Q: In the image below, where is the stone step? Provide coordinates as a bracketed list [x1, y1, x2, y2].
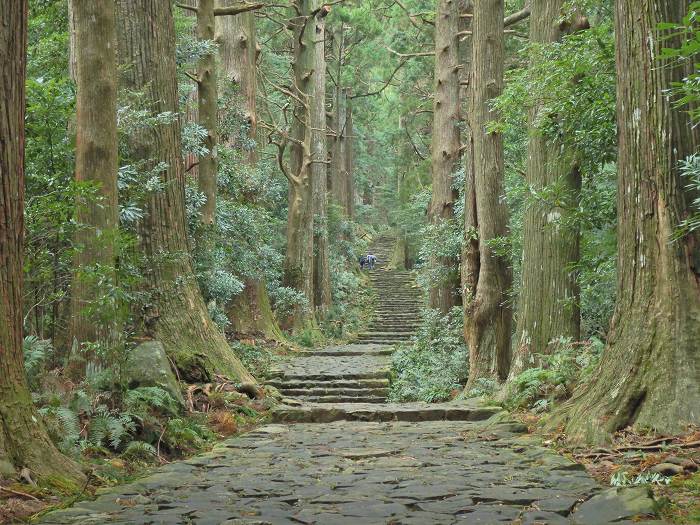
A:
[278, 387, 389, 397]
[294, 396, 388, 404]
[279, 371, 390, 381]
[299, 347, 393, 356]
[266, 378, 390, 390]
[357, 333, 413, 338]
[367, 326, 418, 332]
[272, 401, 502, 423]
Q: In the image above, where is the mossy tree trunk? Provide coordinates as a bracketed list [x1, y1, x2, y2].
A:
[0, 0, 85, 482]
[464, 0, 513, 389]
[508, 0, 581, 380]
[555, 0, 700, 444]
[117, 0, 254, 383]
[428, 0, 461, 313]
[69, 0, 121, 371]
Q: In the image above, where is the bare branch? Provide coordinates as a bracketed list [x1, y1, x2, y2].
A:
[386, 46, 435, 58]
[214, 3, 264, 16]
[176, 3, 198, 14]
[504, 4, 531, 27]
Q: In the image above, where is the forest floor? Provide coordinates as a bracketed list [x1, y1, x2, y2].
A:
[31, 261, 675, 525]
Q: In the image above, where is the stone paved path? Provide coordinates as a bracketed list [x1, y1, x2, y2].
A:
[39, 235, 666, 524]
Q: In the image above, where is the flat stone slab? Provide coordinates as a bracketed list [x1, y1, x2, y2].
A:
[299, 343, 393, 357]
[271, 400, 503, 423]
[38, 420, 663, 524]
[273, 354, 391, 380]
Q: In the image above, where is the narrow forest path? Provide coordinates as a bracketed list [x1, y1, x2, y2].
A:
[39, 236, 665, 524]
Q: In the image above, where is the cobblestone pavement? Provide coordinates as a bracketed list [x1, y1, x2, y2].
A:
[38, 236, 666, 524]
[39, 420, 663, 524]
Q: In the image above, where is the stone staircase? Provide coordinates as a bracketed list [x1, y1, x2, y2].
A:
[268, 234, 499, 422]
[268, 235, 423, 406]
[356, 235, 422, 345]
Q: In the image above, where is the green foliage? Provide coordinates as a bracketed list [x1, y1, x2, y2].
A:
[504, 337, 603, 411]
[23, 336, 54, 390]
[389, 307, 468, 403]
[230, 342, 276, 379]
[675, 154, 700, 238]
[659, 2, 700, 122]
[611, 471, 672, 487]
[162, 417, 214, 455]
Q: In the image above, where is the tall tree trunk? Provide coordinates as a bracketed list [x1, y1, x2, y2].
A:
[196, 0, 218, 226]
[429, 0, 461, 313]
[344, 89, 355, 219]
[330, 87, 348, 212]
[460, 0, 479, 362]
[216, 1, 282, 339]
[283, 0, 320, 329]
[117, 0, 254, 383]
[216, 1, 258, 164]
[464, 0, 513, 389]
[508, 0, 581, 379]
[555, 0, 700, 444]
[0, 0, 84, 482]
[311, 8, 332, 313]
[69, 0, 121, 371]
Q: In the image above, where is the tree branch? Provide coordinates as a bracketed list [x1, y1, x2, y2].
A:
[214, 3, 264, 16]
[504, 4, 531, 27]
[176, 3, 199, 13]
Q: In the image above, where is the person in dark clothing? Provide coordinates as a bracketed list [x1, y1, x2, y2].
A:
[359, 255, 367, 270]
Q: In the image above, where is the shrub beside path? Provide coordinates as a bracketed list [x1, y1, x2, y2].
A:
[39, 236, 666, 524]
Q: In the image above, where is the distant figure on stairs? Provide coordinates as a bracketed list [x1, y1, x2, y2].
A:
[359, 255, 367, 270]
[367, 252, 377, 270]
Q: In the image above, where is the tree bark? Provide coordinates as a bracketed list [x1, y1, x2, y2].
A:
[330, 86, 348, 212]
[196, 0, 218, 225]
[117, 0, 254, 383]
[0, 0, 85, 482]
[69, 0, 121, 372]
[283, 0, 320, 329]
[508, 0, 581, 380]
[464, 0, 513, 389]
[216, 1, 282, 339]
[555, 0, 700, 444]
[429, 0, 461, 313]
[344, 89, 355, 219]
[311, 8, 332, 313]
[216, 0, 258, 163]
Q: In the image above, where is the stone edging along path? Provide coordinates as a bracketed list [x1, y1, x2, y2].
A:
[38, 236, 667, 524]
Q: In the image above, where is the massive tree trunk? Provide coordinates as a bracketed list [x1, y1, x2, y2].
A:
[311, 8, 332, 313]
[0, 0, 84, 482]
[216, 1, 282, 339]
[428, 0, 461, 313]
[464, 0, 513, 389]
[508, 0, 581, 379]
[69, 0, 121, 368]
[117, 0, 254, 383]
[556, 0, 700, 444]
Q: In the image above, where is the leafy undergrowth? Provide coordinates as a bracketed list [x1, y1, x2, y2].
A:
[0, 339, 281, 525]
[389, 307, 468, 402]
